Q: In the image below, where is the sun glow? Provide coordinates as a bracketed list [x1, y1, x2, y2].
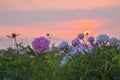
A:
[84, 31, 90, 36]
[82, 24, 91, 28]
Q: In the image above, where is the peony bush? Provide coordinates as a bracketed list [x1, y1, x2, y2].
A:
[0, 33, 120, 80]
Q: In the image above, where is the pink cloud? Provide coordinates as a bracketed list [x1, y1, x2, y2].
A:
[0, 18, 120, 49]
[0, 0, 120, 11]
[0, 19, 102, 40]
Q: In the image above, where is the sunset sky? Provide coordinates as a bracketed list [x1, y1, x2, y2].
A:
[0, 0, 120, 48]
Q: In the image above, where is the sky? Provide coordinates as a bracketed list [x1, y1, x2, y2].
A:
[0, 0, 120, 48]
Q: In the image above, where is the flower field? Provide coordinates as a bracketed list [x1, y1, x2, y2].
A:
[0, 33, 120, 80]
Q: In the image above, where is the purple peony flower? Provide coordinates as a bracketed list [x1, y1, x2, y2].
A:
[32, 37, 50, 53]
[94, 41, 101, 47]
[78, 33, 84, 39]
[71, 38, 80, 46]
[70, 46, 78, 55]
[116, 41, 120, 47]
[88, 36, 94, 43]
[76, 43, 87, 54]
[78, 44, 93, 54]
[79, 43, 87, 49]
[60, 54, 70, 68]
[58, 41, 69, 51]
[60, 59, 67, 68]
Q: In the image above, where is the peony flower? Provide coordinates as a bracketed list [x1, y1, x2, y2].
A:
[19, 48, 31, 55]
[70, 43, 93, 54]
[80, 43, 88, 49]
[70, 46, 78, 55]
[96, 34, 109, 44]
[116, 41, 120, 47]
[78, 33, 84, 39]
[32, 37, 50, 53]
[109, 37, 118, 46]
[29, 55, 35, 58]
[58, 41, 69, 51]
[60, 54, 70, 68]
[0, 54, 3, 57]
[60, 59, 67, 68]
[77, 47, 86, 54]
[78, 44, 93, 54]
[94, 41, 101, 47]
[71, 38, 80, 46]
[88, 36, 94, 43]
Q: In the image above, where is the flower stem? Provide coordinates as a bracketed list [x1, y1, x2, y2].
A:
[14, 38, 19, 57]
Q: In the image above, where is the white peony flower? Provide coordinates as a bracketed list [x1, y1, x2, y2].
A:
[54, 53, 61, 57]
[96, 34, 109, 44]
[0, 53, 3, 57]
[29, 55, 35, 58]
[19, 51, 25, 55]
[109, 37, 118, 46]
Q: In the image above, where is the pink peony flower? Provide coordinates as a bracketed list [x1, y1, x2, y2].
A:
[32, 37, 50, 53]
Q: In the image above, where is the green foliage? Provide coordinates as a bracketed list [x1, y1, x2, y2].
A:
[0, 46, 120, 80]
[67, 46, 120, 80]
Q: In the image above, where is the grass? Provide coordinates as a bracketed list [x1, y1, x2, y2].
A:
[0, 45, 120, 80]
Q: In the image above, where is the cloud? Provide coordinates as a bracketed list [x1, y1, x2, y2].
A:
[0, 0, 120, 11]
[0, 7, 120, 25]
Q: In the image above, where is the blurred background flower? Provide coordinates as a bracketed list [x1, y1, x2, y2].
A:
[109, 37, 119, 46]
[96, 34, 109, 45]
[71, 38, 80, 47]
[58, 41, 69, 51]
[88, 36, 94, 43]
[78, 33, 84, 40]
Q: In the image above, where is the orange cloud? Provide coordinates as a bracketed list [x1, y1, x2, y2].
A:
[0, 19, 102, 40]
